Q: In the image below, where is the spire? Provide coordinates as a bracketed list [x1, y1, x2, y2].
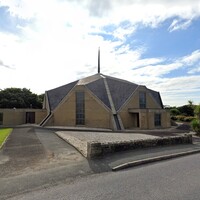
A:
[98, 47, 100, 73]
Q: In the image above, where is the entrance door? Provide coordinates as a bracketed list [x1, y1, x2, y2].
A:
[0, 113, 3, 125]
[26, 112, 35, 124]
[132, 113, 139, 128]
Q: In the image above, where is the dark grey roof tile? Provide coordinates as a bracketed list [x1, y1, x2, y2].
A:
[148, 89, 163, 108]
[106, 77, 138, 111]
[47, 81, 78, 110]
[86, 78, 111, 109]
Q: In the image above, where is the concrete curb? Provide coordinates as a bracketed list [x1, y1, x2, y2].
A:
[112, 148, 200, 171]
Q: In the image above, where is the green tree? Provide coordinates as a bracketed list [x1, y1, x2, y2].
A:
[177, 105, 194, 116]
[170, 108, 180, 116]
[0, 88, 43, 109]
[194, 104, 200, 120]
[191, 119, 200, 135]
[188, 100, 194, 108]
[191, 104, 200, 135]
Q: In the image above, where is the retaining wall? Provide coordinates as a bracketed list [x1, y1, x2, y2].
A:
[87, 135, 192, 159]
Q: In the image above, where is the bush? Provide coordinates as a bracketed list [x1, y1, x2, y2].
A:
[176, 115, 186, 122]
[171, 115, 196, 123]
[170, 108, 181, 116]
[178, 105, 194, 116]
[183, 116, 196, 122]
[171, 116, 177, 121]
[191, 119, 200, 135]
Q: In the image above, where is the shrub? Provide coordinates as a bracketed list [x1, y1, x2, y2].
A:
[194, 105, 200, 120]
[178, 105, 194, 116]
[170, 108, 180, 116]
[171, 116, 177, 121]
[191, 119, 200, 135]
[184, 116, 196, 122]
[176, 115, 186, 122]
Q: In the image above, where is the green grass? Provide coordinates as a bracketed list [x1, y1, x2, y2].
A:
[0, 128, 12, 148]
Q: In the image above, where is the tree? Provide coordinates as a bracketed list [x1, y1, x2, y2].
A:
[188, 100, 194, 108]
[194, 104, 200, 120]
[191, 119, 200, 135]
[170, 108, 180, 116]
[0, 88, 43, 109]
[191, 104, 200, 135]
[177, 105, 194, 116]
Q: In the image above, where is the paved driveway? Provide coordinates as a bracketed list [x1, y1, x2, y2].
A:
[0, 127, 84, 178]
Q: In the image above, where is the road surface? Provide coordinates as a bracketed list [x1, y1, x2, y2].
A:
[7, 153, 200, 200]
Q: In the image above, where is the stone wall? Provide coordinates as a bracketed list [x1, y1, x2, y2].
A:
[56, 131, 192, 159]
[87, 135, 192, 159]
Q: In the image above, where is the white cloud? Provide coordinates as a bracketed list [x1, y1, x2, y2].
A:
[155, 75, 200, 106]
[168, 19, 192, 32]
[113, 25, 136, 41]
[181, 50, 200, 65]
[130, 62, 182, 77]
[188, 66, 200, 74]
[0, 60, 11, 68]
[0, 0, 200, 106]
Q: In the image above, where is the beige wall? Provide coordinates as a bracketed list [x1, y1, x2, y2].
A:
[0, 109, 47, 126]
[147, 109, 170, 129]
[44, 85, 170, 130]
[35, 110, 47, 124]
[51, 86, 113, 129]
[119, 87, 170, 129]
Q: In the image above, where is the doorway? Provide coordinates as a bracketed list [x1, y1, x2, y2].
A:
[26, 112, 35, 124]
[131, 113, 139, 128]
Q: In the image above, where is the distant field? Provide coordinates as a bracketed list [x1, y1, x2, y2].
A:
[0, 128, 12, 148]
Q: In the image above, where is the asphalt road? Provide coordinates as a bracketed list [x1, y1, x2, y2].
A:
[7, 153, 200, 200]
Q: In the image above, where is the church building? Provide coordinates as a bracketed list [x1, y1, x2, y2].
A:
[0, 49, 170, 130]
[41, 72, 170, 130]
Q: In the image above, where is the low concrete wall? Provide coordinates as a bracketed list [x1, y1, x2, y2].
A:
[57, 133, 88, 157]
[87, 135, 192, 159]
[56, 131, 192, 159]
[0, 109, 47, 126]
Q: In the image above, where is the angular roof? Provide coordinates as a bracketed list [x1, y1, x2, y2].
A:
[105, 75, 138, 111]
[46, 73, 163, 111]
[148, 89, 164, 109]
[86, 77, 111, 109]
[47, 80, 78, 110]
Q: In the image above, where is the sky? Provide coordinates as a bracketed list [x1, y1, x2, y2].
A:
[0, 0, 200, 106]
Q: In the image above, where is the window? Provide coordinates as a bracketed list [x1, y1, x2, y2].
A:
[139, 92, 146, 108]
[76, 91, 85, 125]
[154, 113, 161, 127]
[0, 113, 3, 125]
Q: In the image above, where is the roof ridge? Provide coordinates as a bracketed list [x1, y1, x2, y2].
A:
[104, 74, 138, 86]
[47, 80, 78, 92]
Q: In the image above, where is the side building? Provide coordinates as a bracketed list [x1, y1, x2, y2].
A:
[41, 73, 170, 130]
[0, 108, 46, 126]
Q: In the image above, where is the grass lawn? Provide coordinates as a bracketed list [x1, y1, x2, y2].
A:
[0, 128, 12, 148]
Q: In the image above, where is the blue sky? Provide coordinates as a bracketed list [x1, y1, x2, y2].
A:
[0, 0, 200, 106]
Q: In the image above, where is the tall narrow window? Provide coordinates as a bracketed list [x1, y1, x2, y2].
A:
[139, 92, 146, 108]
[76, 91, 85, 125]
[154, 113, 161, 127]
[0, 113, 3, 125]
